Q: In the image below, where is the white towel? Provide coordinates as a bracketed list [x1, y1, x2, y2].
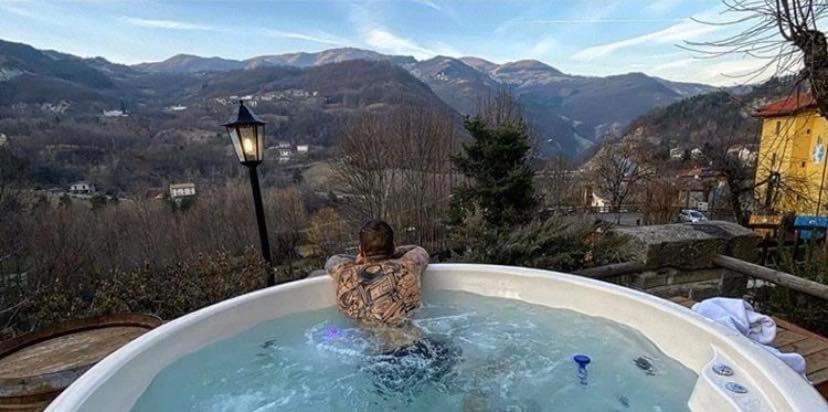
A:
[692, 298, 776, 344]
[692, 297, 808, 378]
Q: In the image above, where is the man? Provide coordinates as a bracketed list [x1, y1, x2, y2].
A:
[325, 219, 429, 329]
[326, 220, 458, 396]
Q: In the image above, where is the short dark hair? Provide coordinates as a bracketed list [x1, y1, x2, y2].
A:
[359, 220, 395, 258]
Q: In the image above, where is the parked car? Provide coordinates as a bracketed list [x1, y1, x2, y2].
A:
[679, 209, 707, 223]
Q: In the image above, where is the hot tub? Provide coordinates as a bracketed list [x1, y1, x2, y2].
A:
[48, 264, 826, 411]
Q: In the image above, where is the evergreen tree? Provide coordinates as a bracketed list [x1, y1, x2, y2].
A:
[450, 115, 537, 228]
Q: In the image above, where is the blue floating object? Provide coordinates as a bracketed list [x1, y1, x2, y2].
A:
[574, 354, 591, 386]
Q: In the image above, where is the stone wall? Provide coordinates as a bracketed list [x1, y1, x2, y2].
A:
[606, 221, 760, 300]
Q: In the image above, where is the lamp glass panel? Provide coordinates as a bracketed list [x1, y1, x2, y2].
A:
[239, 125, 258, 162]
[227, 126, 245, 163]
[256, 124, 265, 162]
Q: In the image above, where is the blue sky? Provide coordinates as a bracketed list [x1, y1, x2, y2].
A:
[0, 0, 774, 85]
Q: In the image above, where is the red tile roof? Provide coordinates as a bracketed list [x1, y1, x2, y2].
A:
[754, 93, 817, 117]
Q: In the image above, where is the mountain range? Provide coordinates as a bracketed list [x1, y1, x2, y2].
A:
[0, 39, 717, 156]
[135, 48, 718, 155]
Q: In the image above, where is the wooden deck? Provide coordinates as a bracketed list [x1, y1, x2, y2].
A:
[669, 296, 828, 399]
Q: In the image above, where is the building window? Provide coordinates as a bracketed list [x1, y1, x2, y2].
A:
[807, 129, 812, 134]
[802, 161, 806, 168]
[776, 121, 781, 134]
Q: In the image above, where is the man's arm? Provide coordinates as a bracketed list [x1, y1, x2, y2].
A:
[398, 246, 429, 272]
[325, 254, 355, 282]
[393, 245, 418, 258]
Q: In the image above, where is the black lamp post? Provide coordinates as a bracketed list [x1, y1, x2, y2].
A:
[223, 100, 274, 287]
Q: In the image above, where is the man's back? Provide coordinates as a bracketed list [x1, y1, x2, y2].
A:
[328, 246, 429, 326]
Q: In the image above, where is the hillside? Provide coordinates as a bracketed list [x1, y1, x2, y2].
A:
[0, 39, 459, 192]
[619, 77, 799, 152]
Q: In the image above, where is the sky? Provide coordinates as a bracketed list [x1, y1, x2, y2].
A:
[0, 0, 782, 86]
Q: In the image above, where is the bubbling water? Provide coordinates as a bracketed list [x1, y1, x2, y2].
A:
[132, 291, 696, 411]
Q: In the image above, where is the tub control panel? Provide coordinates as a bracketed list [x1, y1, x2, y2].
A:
[688, 350, 772, 412]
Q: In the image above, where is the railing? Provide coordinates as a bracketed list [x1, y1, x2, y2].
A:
[712, 254, 828, 301]
[575, 254, 828, 302]
[574, 262, 645, 279]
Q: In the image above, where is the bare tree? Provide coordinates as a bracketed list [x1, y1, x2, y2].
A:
[540, 155, 578, 212]
[330, 108, 457, 249]
[331, 113, 399, 221]
[590, 143, 650, 221]
[699, 123, 812, 224]
[478, 88, 526, 128]
[688, 0, 828, 114]
[388, 108, 457, 246]
[641, 177, 681, 225]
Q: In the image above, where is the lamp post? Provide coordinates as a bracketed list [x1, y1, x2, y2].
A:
[223, 100, 274, 287]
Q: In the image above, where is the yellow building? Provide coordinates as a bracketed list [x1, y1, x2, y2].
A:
[754, 93, 828, 215]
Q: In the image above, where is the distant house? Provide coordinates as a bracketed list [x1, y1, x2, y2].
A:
[169, 183, 196, 200]
[296, 144, 309, 153]
[676, 167, 725, 212]
[726, 145, 757, 166]
[583, 186, 609, 212]
[590, 192, 609, 212]
[0, 133, 7, 146]
[670, 148, 684, 160]
[102, 110, 127, 117]
[69, 181, 95, 194]
[690, 147, 704, 160]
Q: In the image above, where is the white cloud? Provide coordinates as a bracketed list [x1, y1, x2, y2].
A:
[529, 36, 559, 58]
[261, 29, 345, 46]
[572, 19, 721, 61]
[365, 29, 438, 59]
[347, 2, 460, 60]
[646, 55, 775, 86]
[408, 0, 442, 12]
[0, 2, 36, 19]
[119, 16, 214, 31]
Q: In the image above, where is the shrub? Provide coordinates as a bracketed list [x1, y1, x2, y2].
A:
[1, 251, 267, 340]
[451, 211, 629, 272]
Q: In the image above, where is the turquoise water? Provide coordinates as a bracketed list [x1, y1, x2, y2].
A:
[132, 291, 697, 411]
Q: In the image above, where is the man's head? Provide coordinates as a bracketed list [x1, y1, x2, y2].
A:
[359, 220, 395, 260]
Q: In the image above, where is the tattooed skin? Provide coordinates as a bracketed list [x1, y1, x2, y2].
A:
[327, 246, 429, 326]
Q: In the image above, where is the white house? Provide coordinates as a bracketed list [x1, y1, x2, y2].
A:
[69, 181, 95, 194]
[670, 147, 684, 160]
[169, 183, 196, 200]
[296, 144, 309, 153]
[102, 110, 127, 117]
[590, 192, 609, 212]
